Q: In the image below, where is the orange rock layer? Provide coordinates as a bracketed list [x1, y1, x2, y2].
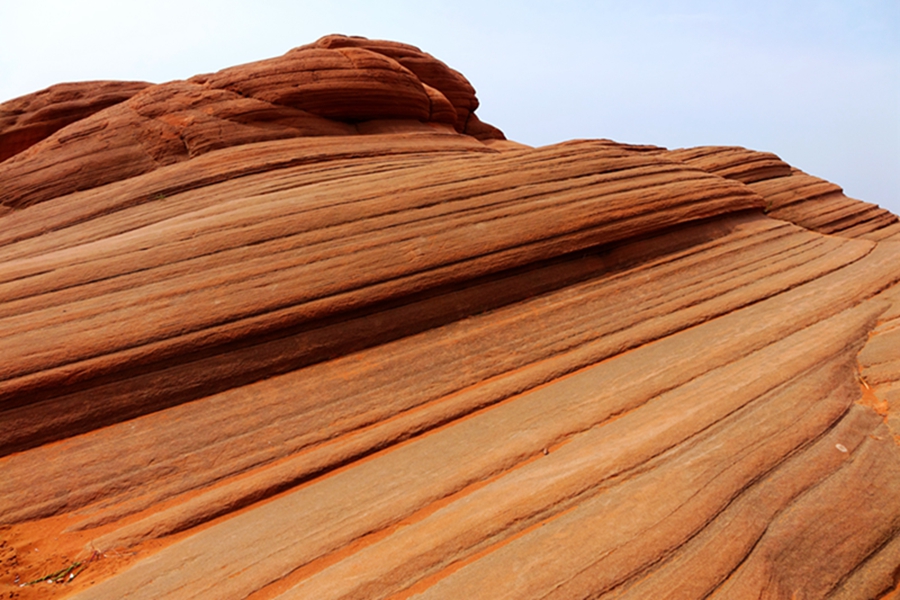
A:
[0, 36, 898, 600]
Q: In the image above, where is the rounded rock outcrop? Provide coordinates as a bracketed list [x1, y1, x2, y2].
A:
[0, 35, 503, 209]
[0, 80, 151, 163]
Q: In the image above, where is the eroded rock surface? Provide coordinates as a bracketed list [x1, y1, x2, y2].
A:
[0, 80, 151, 163]
[0, 35, 898, 600]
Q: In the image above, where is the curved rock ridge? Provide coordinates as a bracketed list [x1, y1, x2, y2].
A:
[0, 38, 899, 600]
[0, 35, 504, 210]
[669, 145, 900, 238]
[301, 35, 490, 135]
[0, 138, 763, 456]
[0, 80, 151, 163]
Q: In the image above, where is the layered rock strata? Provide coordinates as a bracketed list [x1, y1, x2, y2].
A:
[0, 35, 898, 600]
[669, 146, 900, 238]
[0, 80, 151, 163]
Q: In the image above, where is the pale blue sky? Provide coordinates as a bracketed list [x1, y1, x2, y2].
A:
[2, 0, 898, 215]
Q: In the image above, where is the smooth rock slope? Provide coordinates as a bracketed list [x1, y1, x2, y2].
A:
[0, 35, 898, 600]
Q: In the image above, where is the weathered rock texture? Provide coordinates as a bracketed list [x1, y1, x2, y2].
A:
[0, 36, 898, 600]
[668, 146, 900, 238]
[0, 80, 152, 163]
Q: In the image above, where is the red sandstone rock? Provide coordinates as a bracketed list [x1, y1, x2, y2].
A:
[0, 34, 502, 209]
[0, 36, 898, 600]
[0, 80, 151, 163]
[307, 35, 482, 133]
[670, 145, 899, 237]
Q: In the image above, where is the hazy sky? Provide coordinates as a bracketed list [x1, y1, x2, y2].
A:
[2, 1, 898, 215]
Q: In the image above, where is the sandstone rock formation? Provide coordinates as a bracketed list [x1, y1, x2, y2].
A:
[0, 80, 151, 164]
[0, 35, 898, 600]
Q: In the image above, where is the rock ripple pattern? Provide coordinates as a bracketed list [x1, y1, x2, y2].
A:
[0, 35, 898, 600]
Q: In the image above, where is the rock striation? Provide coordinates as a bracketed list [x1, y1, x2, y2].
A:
[0, 35, 898, 600]
[668, 146, 900, 238]
[0, 80, 151, 164]
[0, 35, 502, 211]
